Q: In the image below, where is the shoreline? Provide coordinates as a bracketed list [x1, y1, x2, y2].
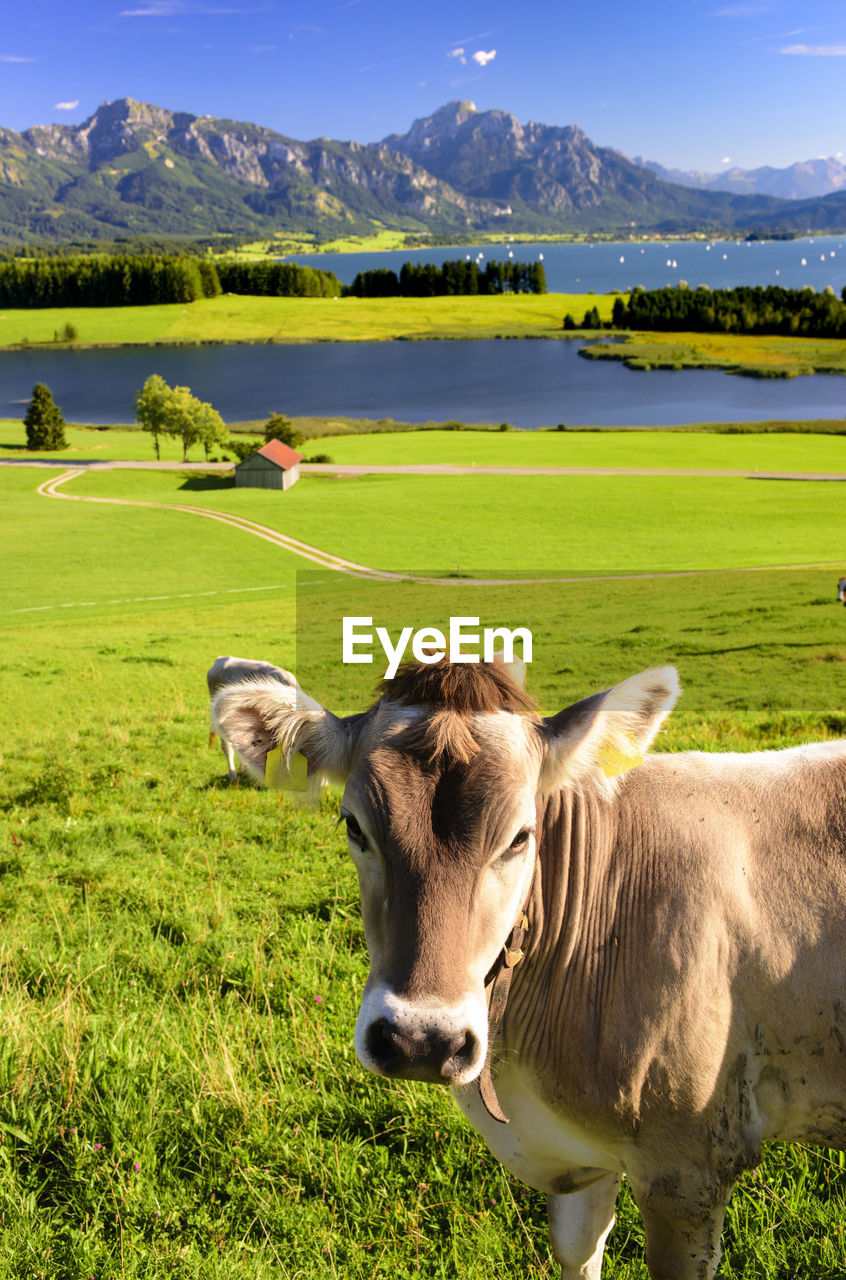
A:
[248, 230, 806, 258]
[3, 329, 844, 381]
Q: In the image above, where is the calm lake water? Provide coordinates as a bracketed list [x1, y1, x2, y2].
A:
[283, 236, 846, 294]
[2, 341, 844, 430]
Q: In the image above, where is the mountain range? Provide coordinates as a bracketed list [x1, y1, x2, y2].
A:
[2, 97, 845, 245]
[634, 155, 846, 201]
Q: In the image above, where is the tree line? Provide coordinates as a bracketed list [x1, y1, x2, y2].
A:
[347, 258, 547, 298]
[0, 235, 249, 260]
[215, 260, 339, 298]
[604, 283, 846, 338]
[0, 256, 340, 308]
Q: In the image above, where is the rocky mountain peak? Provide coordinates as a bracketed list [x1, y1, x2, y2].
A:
[2, 96, 843, 244]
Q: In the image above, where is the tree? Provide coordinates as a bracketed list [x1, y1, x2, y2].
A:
[192, 398, 228, 461]
[134, 373, 172, 460]
[134, 375, 227, 461]
[24, 383, 66, 451]
[264, 413, 304, 449]
[168, 385, 203, 462]
[168, 385, 229, 462]
[228, 436, 263, 462]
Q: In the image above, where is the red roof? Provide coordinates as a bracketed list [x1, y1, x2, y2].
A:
[255, 439, 303, 469]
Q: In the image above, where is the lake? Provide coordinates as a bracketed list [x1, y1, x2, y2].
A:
[282, 236, 846, 294]
[2, 341, 844, 430]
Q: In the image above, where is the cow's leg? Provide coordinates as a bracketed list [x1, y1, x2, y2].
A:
[220, 736, 238, 784]
[636, 1189, 727, 1280]
[546, 1173, 620, 1280]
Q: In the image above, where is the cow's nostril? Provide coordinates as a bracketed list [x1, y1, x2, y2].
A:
[363, 1018, 480, 1082]
[440, 1028, 479, 1080]
[366, 1017, 402, 1074]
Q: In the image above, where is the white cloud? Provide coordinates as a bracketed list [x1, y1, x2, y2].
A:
[0, 54, 36, 62]
[472, 48, 496, 66]
[54, 100, 80, 110]
[780, 42, 846, 55]
[447, 46, 467, 64]
[721, 156, 732, 164]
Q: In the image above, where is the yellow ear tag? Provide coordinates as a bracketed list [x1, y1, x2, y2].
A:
[598, 738, 644, 779]
[265, 747, 309, 792]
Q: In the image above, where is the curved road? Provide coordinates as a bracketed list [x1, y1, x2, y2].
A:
[30, 465, 844, 588]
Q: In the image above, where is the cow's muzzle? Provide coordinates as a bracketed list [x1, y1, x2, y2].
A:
[365, 1017, 481, 1083]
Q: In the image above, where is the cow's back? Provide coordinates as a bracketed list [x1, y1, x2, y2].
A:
[207, 656, 292, 695]
[501, 744, 846, 1176]
[571, 742, 846, 1149]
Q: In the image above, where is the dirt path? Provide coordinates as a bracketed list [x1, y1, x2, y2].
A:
[34, 467, 844, 588]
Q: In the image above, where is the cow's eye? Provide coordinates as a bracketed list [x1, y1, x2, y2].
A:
[343, 813, 369, 850]
[497, 828, 531, 863]
[508, 828, 532, 855]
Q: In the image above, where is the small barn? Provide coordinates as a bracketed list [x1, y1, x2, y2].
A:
[234, 439, 303, 491]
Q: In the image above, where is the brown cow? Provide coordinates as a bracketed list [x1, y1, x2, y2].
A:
[212, 660, 846, 1280]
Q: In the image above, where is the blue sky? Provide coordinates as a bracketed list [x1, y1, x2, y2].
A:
[1, 0, 844, 170]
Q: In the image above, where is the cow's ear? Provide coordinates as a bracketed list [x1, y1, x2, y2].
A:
[538, 666, 680, 794]
[211, 676, 365, 785]
[491, 651, 527, 689]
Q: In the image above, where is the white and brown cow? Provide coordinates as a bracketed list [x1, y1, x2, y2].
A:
[212, 660, 846, 1280]
[206, 656, 296, 783]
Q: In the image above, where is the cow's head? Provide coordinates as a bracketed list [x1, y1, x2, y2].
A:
[212, 660, 679, 1087]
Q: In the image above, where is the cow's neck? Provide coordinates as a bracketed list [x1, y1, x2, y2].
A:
[508, 786, 623, 1063]
[530, 787, 619, 965]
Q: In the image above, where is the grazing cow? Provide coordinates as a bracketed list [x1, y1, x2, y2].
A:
[211, 660, 846, 1280]
[838, 577, 846, 605]
[206, 656, 295, 783]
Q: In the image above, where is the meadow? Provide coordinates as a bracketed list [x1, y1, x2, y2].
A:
[3, 288, 846, 377]
[4, 454, 846, 1277]
[1, 423, 220, 464]
[0, 293, 605, 348]
[582, 329, 846, 378]
[303, 426, 846, 471]
[61, 465, 846, 575]
[5, 419, 846, 468]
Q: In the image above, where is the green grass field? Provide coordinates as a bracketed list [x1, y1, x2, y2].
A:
[583, 329, 846, 377]
[58, 465, 846, 575]
[4, 459, 846, 1277]
[229, 229, 419, 257]
[305, 426, 846, 471]
[7, 419, 846, 469]
[3, 288, 845, 377]
[0, 422, 225, 463]
[0, 293, 608, 348]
